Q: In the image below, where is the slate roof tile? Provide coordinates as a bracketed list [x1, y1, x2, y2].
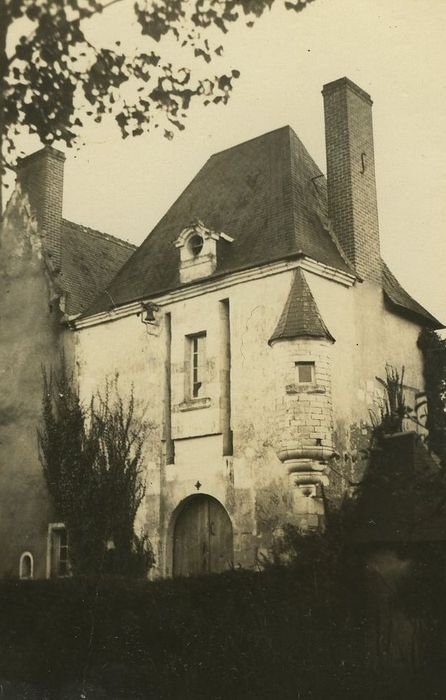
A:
[60, 220, 135, 316]
[79, 125, 442, 330]
[382, 262, 442, 330]
[269, 268, 335, 345]
[82, 126, 352, 318]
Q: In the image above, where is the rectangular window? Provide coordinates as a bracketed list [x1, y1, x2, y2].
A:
[295, 361, 315, 384]
[48, 524, 70, 578]
[190, 332, 206, 398]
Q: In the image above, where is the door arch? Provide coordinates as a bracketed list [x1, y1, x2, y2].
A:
[172, 494, 233, 577]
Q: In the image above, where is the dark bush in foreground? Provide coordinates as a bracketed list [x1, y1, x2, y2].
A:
[0, 566, 444, 699]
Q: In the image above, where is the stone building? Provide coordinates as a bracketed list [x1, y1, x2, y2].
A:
[0, 77, 442, 579]
[0, 149, 135, 579]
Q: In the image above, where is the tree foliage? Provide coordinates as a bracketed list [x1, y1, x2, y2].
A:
[418, 328, 446, 464]
[0, 0, 316, 212]
[370, 365, 409, 439]
[38, 362, 153, 577]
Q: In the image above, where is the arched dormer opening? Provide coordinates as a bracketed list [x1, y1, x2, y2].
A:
[175, 220, 234, 284]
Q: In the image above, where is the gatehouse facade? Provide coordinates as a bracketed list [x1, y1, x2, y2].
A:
[0, 77, 442, 578]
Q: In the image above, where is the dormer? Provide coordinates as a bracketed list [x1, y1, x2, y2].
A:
[175, 220, 234, 284]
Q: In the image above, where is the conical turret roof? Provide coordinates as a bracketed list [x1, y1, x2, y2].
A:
[269, 268, 335, 345]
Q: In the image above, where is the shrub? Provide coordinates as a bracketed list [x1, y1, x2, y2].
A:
[38, 364, 153, 577]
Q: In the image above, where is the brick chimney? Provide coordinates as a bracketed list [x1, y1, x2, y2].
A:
[16, 146, 65, 273]
[322, 78, 381, 283]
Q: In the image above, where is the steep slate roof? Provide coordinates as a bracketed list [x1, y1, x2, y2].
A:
[382, 262, 442, 330]
[83, 126, 352, 317]
[61, 220, 135, 316]
[81, 125, 442, 330]
[269, 268, 335, 345]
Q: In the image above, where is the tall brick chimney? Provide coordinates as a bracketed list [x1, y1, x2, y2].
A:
[17, 146, 65, 273]
[322, 78, 381, 283]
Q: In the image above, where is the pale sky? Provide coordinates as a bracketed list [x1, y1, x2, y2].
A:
[16, 0, 446, 322]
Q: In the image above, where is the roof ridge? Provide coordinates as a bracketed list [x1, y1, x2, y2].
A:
[286, 127, 299, 251]
[286, 128, 356, 276]
[63, 219, 136, 250]
[210, 125, 292, 159]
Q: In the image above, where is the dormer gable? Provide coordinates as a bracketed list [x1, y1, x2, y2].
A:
[175, 219, 233, 284]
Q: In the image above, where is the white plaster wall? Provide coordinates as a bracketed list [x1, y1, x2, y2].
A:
[306, 271, 425, 490]
[306, 273, 425, 428]
[74, 264, 427, 570]
[74, 314, 165, 550]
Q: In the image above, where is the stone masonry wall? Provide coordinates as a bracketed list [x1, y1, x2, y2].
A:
[75, 265, 426, 573]
[0, 187, 70, 578]
[274, 337, 334, 462]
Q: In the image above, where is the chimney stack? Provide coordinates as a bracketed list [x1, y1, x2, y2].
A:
[17, 146, 65, 273]
[322, 78, 381, 283]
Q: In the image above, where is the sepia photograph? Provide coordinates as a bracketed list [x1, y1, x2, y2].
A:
[0, 0, 445, 697]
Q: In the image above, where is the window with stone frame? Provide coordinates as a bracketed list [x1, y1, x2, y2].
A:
[188, 332, 207, 399]
[295, 361, 315, 385]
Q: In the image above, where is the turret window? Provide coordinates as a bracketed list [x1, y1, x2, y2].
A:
[296, 361, 315, 384]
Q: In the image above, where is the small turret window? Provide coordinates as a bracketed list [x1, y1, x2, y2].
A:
[189, 234, 204, 257]
[296, 361, 315, 384]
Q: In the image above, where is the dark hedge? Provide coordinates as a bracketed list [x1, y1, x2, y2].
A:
[0, 567, 443, 700]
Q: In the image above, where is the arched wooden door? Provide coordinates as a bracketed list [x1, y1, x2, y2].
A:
[173, 495, 233, 577]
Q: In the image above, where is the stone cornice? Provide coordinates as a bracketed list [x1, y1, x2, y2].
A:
[74, 256, 356, 331]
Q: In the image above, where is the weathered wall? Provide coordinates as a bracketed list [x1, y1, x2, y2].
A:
[307, 272, 425, 491]
[0, 188, 70, 578]
[75, 263, 426, 574]
[74, 313, 165, 571]
[75, 270, 294, 573]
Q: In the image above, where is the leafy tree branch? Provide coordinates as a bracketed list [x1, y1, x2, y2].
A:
[418, 328, 446, 464]
[0, 0, 316, 215]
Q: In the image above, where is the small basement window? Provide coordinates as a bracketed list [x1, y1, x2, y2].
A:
[295, 361, 315, 384]
[19, 552, 34, 579]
